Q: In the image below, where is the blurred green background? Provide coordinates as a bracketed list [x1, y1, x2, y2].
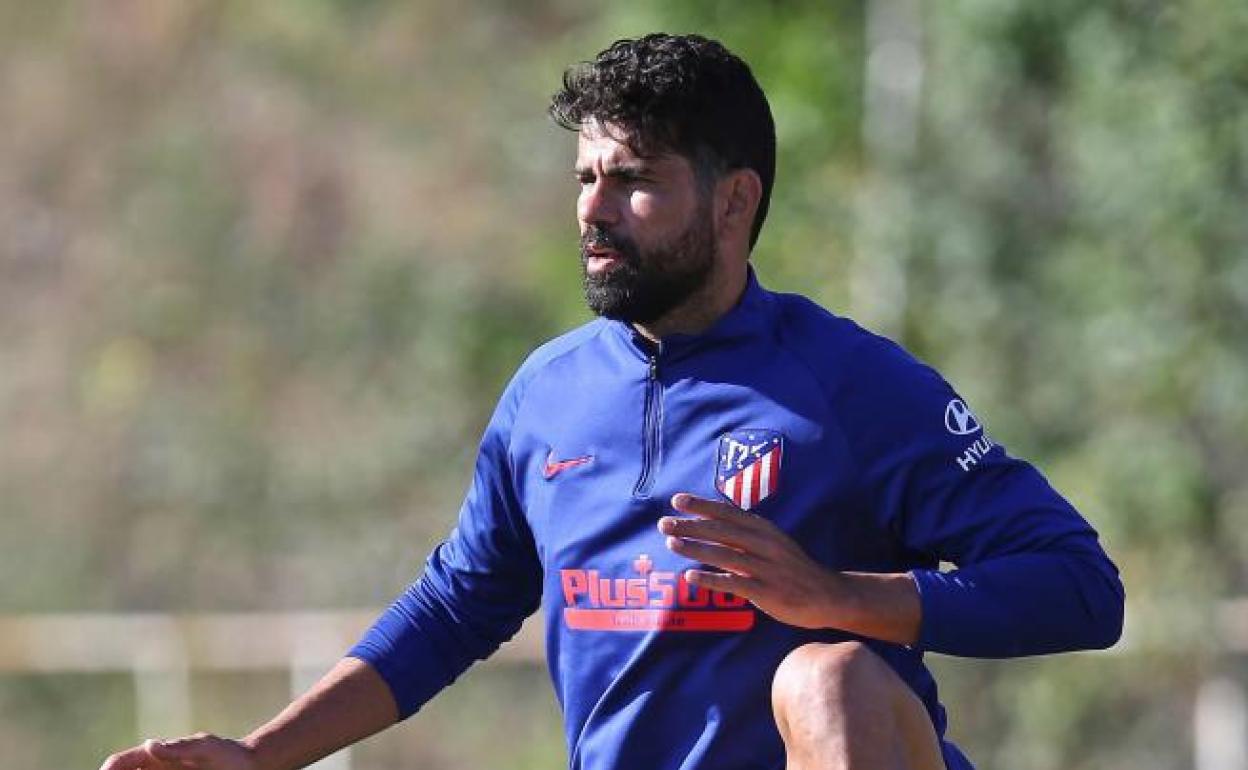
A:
[2, 1, 1246, 768]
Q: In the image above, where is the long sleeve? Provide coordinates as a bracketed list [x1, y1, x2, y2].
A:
[845, 337, 1124, 657]
[348, 376, 543, 718]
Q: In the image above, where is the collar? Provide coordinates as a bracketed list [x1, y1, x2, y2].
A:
[606, 266, 776, 364]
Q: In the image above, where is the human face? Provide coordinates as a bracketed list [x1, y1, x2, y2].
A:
[575, 124, 717, 325]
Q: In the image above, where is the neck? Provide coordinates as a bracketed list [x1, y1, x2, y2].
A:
[631, 261, 749, 342]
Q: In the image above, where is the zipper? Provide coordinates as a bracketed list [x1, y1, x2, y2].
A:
[632, 350, 663, 497]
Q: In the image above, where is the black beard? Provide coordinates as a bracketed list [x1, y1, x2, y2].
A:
[580, 209, 717, 325]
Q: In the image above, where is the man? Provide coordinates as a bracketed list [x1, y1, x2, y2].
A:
[101, 33, 1123, 770]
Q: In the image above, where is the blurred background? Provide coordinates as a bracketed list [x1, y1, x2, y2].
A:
[2, 0, 1246, 768]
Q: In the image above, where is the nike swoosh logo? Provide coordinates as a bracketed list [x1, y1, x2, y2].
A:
[544, 452, 594, 479]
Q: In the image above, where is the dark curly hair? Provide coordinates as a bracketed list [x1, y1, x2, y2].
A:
[550, 33, 776, 250]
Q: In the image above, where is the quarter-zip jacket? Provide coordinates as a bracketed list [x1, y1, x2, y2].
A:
[350, 272, 1124, 770]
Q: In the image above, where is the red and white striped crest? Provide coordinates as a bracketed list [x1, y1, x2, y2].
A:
[715, 430, 784, 511]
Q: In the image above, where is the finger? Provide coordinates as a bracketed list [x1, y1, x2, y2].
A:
[684, 568, 756, 597]
[144, 740, 190, 767]
[99, 745, 160, 770]
[148, 735, 216, 765]
[671, 494, 767, 530]
[665, 535, 758, 575]
[656, 515, 758, 550]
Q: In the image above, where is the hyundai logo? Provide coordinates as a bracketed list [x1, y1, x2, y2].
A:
[944, 399, 981, 435]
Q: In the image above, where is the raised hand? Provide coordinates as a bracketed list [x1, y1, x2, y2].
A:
[658, 493, 843, 629]
[658, 493, 921, 643]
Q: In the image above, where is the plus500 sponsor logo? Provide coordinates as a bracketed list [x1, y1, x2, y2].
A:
[559, 555, 754, 632]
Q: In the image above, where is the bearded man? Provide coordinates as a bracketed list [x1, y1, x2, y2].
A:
[101, 33, 1123, 770]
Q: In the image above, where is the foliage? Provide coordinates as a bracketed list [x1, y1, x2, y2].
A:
[1, 1, 1245, 767]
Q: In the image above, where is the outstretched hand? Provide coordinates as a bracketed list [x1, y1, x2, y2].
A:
[659, 493, 843, 629]
[99, 734, 257, 770]
[99, 657, 399, 770]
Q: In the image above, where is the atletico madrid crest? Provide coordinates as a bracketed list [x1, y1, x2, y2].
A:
[715, 429, 784, 511]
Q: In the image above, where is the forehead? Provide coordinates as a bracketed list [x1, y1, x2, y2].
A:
[575, 122, 691, 175]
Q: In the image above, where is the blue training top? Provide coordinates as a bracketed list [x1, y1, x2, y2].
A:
[350, 271, 1124, 770]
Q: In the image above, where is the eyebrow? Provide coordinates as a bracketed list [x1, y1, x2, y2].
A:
[573, 162, 653, 179]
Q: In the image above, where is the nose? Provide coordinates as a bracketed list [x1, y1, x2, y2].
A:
[578, 178, 620, 229]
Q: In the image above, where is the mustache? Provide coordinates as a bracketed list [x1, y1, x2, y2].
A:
[580, 226, 638, 262]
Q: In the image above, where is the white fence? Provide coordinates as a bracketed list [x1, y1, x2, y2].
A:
[0, 610, 543, 770]
[2, 603, 1245, 770]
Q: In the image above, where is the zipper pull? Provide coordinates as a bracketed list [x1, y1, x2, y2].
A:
[649, 355, 658, 380]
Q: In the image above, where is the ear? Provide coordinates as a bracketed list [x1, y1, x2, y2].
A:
[715, 168, 762, 240]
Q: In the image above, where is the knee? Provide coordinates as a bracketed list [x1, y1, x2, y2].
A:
[771, 641, 887, 714]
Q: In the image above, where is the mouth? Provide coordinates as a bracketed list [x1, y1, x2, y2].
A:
[584, 245, 625, 274]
